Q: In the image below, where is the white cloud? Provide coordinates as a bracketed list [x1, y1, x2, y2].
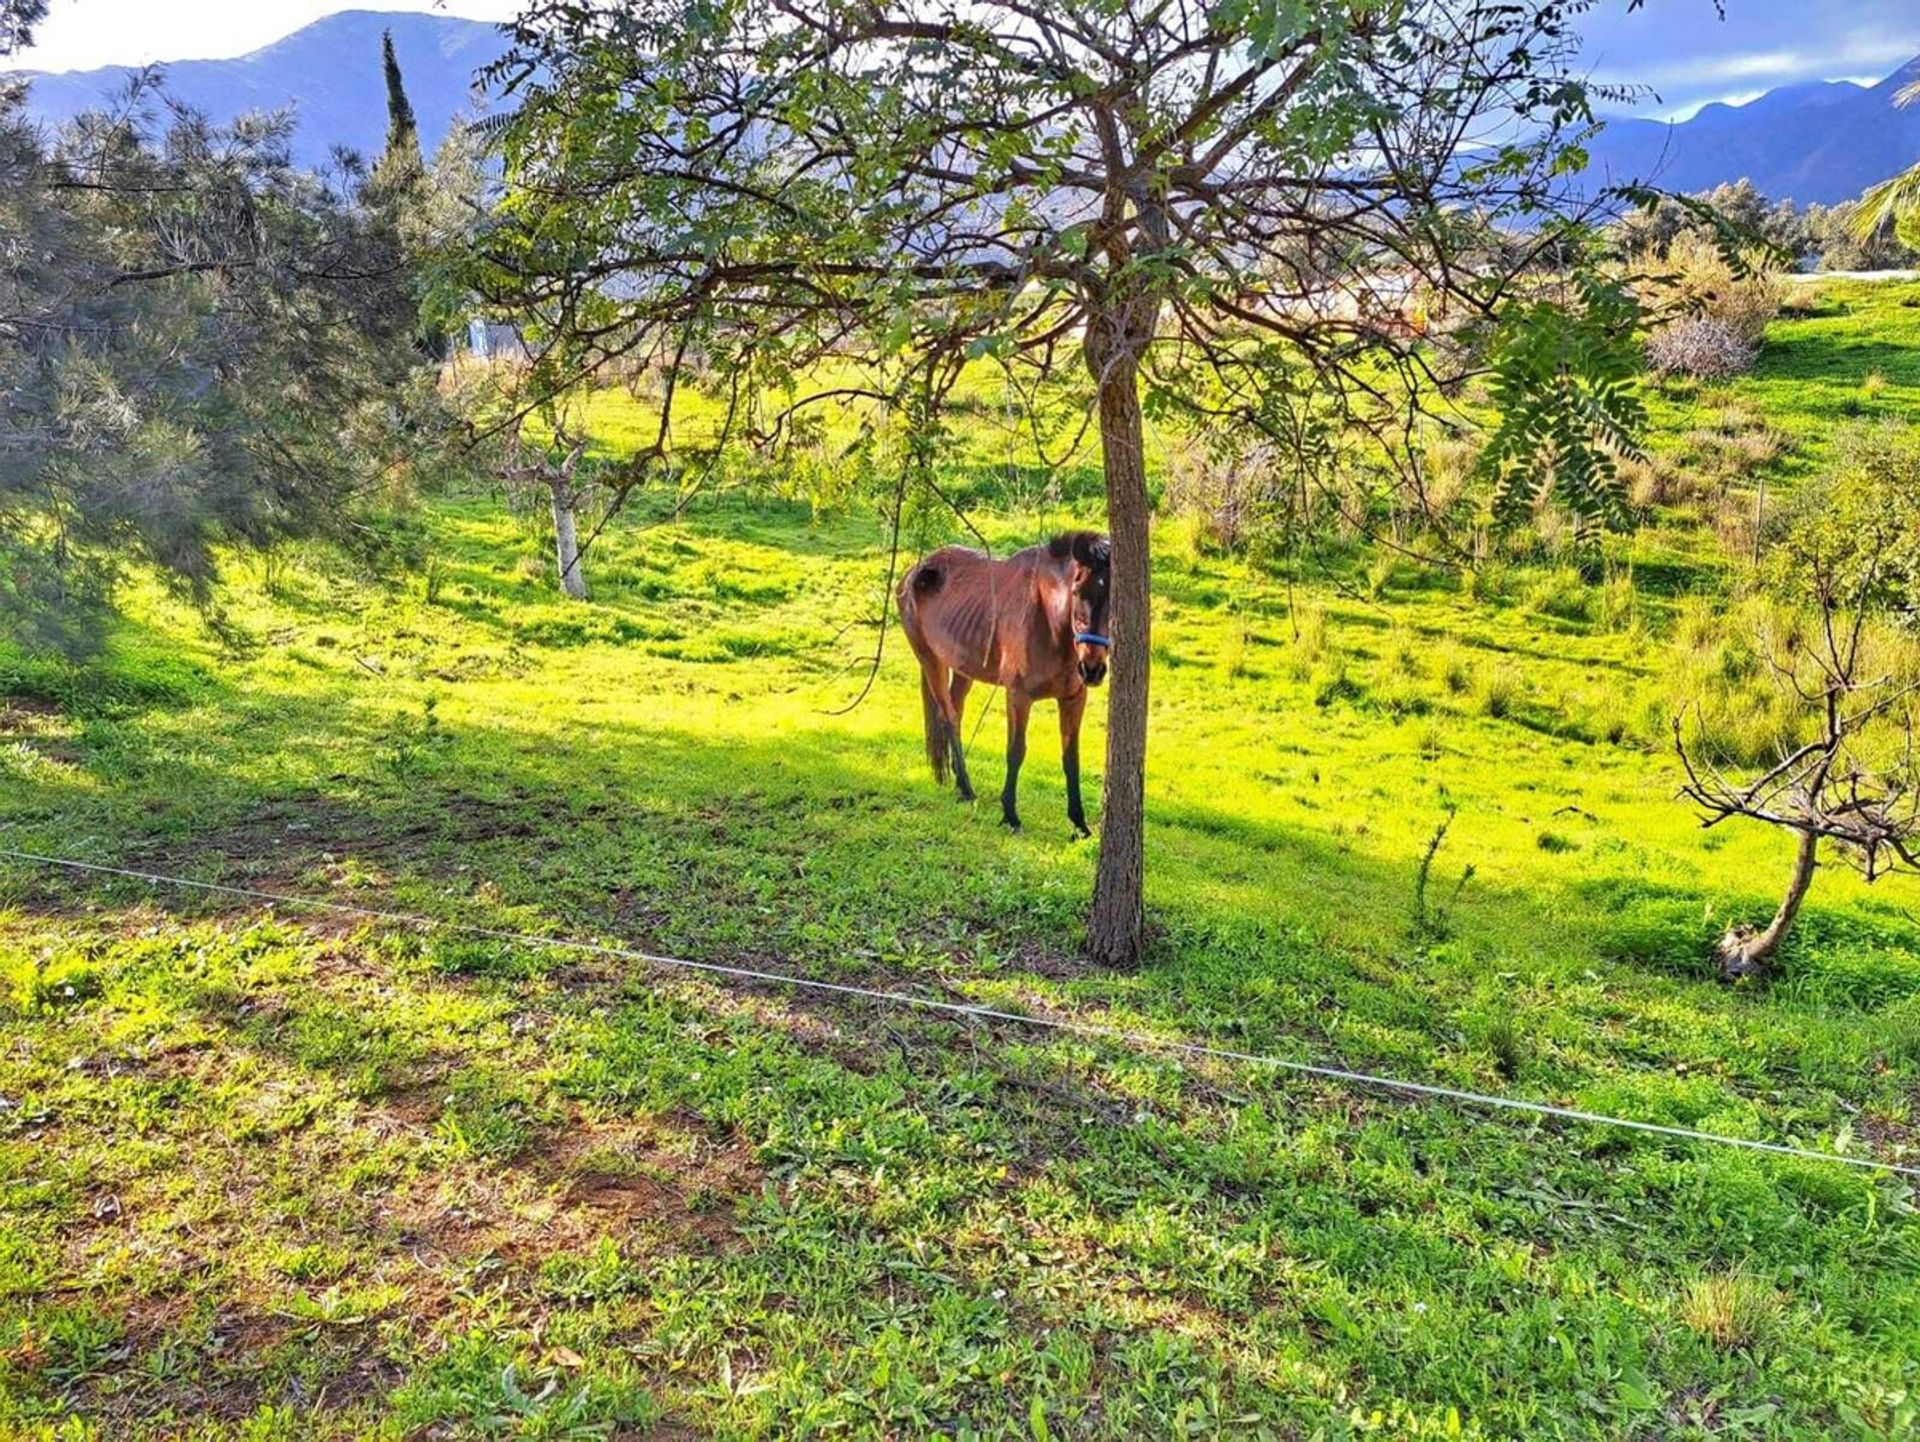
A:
[1595, 29, 1919, 100]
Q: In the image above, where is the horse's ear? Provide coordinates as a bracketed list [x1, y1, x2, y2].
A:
[1073, 533, 1111, 569]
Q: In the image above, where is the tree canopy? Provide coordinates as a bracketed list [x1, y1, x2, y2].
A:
[0, 74, 428, 653]
[471, 0, 1643, 961]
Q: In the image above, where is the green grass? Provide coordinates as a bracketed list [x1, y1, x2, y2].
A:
[1642, 278, 1920, 480]
[4, 294, 1920, 1437]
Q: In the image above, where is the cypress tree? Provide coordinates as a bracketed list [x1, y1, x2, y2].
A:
[381, 30, 421, 170]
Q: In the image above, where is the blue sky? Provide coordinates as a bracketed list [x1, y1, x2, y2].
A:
[1582, 0, 1920, 119]
[11, 0, 1920, 122]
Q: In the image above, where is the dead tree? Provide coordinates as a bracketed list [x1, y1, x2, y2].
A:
[1676, 531, 1920, 979]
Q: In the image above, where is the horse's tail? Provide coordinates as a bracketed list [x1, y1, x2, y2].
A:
[921, 671, 950, 785]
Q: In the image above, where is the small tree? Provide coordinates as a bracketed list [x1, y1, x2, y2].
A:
[504, 412, 592, 600]
[479, 0, 1648, 965]
[381, 30, 422, 173]
[1676, 428, 1920, 978]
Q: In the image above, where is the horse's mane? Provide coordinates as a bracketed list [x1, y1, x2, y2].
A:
[1045, 530, 1110, 565]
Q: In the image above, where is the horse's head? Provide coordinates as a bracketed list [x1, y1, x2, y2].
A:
[1067, 532, 1111, 687]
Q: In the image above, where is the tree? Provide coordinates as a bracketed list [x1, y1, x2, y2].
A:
[1609, 180, 1811, 266]
[365, 28, 447, 358]
[1853, 76, 1920, 254]
[0, 0, 44, 56]
[0, 75, 427, 653]
[1816, 200, 1920, 273]
[505, 412, 592, 599]
[479, 0, 1641, 965]
[1676, 427, 1920, 979]
[382, 29, 422, 170]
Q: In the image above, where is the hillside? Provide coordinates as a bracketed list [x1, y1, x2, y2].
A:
[1583, 54, 1920, 205]
[7, 9, 506, 170]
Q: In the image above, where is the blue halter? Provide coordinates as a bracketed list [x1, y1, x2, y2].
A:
[1075, 632, 1112, 648]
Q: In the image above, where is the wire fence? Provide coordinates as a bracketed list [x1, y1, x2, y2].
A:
[5, 845, 1917, 1181]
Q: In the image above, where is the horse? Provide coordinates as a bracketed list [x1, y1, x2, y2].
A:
[897, 530, 1111, 835]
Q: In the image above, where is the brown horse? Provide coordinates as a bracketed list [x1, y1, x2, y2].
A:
[898, 531, 1111, 835]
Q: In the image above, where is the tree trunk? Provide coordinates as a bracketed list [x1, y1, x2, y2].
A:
[551, 481, 587, 600]
[1716, 828, 1817, 978]
[1086, 341, 1151, 967]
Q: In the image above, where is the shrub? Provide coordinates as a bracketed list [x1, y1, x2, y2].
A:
[1462, 560, 1512, 606]
[1288, 599, 1328, 669]
[1385, 625, 1424, 676]
[1598, 571, 1637, 633]
[1163, 434, 1288, 553]
[1657, 232, 1783, 344]
[1312, 660, 1363, 708]
[1620, 454, 1692, 508]
[1646, 318, 1758, 379]
[1364, 551, 1400, 599]
[1778, 283, 1827, 315]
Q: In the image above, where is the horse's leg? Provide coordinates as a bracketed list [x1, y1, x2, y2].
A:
[1059, 689, 1090, 837]
[950, 673, 973, 733]
[948, 673, 976, 801]
[936, 675, 975, 806]
[920, 660, 974, 799]
[1001, 691, 1031, 830]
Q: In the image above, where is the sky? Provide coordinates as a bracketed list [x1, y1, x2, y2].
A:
[12, 0, 517, 73]
[1579, 0, 1920, 119]
[9, 0, 1920, 121]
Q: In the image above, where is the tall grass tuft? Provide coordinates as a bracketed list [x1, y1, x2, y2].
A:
[1679, 1270, 1782, 1352]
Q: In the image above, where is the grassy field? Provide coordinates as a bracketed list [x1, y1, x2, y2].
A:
[4, 282, 1920, 1439]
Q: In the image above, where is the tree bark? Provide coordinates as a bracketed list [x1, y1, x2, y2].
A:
[551, 480, 587, 600]
[1085, 337, 1152, 966]
[1716, 828, 1817, 978]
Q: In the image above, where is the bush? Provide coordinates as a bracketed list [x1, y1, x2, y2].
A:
[1646, 318, 1757, 379]
[1658, 232, 1783, 344]
[1461, 560, 1512, 606]
[1163, 434, 1288, 554]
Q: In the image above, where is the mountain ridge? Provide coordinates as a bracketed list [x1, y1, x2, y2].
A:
[1582, 53, 1920, 206]
[7, 14, 1920, 207]
[6, 10, 508, 169]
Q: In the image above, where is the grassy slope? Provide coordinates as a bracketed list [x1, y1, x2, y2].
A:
[3, 286, 1920, 1439]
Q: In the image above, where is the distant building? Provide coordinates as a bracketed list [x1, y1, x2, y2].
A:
[465, 319, 528, 361]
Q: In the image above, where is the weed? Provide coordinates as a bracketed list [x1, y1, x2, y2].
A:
[1679, 1270, 1783, 1352]
[1413, 802, 1476, 939]
[1476, 665, 1520, 719]
[1484, 1015, 1526, 1080]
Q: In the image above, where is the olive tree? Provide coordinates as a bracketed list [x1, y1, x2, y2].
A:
[477, 0, 1645, 965]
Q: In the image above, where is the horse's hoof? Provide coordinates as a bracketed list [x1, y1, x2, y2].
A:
[1003, 815, 1022, 832]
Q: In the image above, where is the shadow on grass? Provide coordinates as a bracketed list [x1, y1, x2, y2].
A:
[8, 666, 1918, 1106]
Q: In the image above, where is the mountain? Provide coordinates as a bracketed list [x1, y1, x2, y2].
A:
[11, 13, 1919, 209]
[1581, 54, 1920, 207]
[7, 10, 508, 171]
